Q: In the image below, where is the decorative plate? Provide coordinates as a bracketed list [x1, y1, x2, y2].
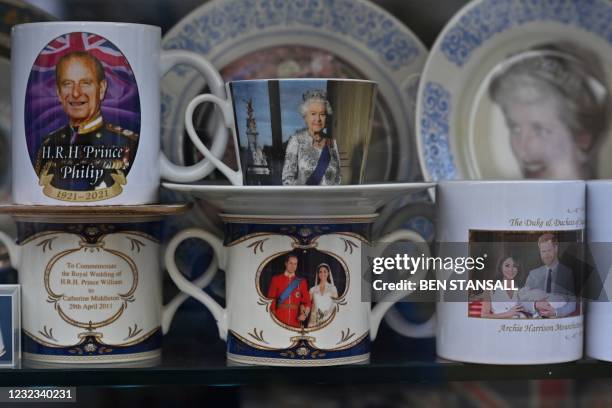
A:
[161, 0, 428, 184]
[417, 0, 612, 182]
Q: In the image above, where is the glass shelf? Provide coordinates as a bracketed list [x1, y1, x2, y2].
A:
[0, 307, 607, 387]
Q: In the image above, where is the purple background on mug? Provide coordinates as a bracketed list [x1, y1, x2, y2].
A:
[24, 32, 141, 164]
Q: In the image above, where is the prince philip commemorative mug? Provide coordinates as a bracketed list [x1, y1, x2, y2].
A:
[12, 22, 229, 204]
[165, 214, 427, 366]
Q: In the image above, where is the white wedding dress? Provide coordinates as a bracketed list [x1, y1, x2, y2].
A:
[308, 284, 338, 327]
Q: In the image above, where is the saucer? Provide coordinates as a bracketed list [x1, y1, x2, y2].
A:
[161, 183, 434, 216]
[0, 204, 190, 222]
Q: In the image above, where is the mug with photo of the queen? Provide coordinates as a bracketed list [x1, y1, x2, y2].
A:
[184, 78, 377, 186]
[12, 22, 229, 205]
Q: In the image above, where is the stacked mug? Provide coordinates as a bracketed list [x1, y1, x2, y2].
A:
[385, 181, 612, 366]
[1, 21, 236, 366]
[158, 77, 434, 365]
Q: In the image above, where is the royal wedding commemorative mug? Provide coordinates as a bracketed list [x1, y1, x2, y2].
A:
[0, 206, 215, 365]
[12, 22, 229, 205]
[184, 78, 378, 186]
[586, 180, 612, 361]
[398, 181, 585, 364]
[165, 214, 427, 366]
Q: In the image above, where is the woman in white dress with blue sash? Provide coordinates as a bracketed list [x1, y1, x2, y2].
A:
[281, 90, 341, 186]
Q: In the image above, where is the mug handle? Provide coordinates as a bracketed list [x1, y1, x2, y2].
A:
[374, 201, 437, 339]
[0, 231, 21, 270]
[161, 249, 218, 335]
[158, 50, 229, 183]
[184, 94, 243, 185]
[369, 229, 432, 341]
[164, 228, 229, 340]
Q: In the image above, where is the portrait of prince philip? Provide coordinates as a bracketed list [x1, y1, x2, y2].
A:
[35, 50, 138, 193]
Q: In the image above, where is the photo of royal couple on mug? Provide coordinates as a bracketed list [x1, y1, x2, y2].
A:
[260, 252, 347, 330]
[469, 231, 581, 319]
[229, 79, 376, 186]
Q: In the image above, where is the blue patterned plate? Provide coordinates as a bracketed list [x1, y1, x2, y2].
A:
[161, 0, 427, 185]
[417, 0, 612, 182]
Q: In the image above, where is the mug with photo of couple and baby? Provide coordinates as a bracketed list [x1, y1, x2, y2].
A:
[165, 213, 427, 366]
[12, 22, 230, 205]
[402, 180, 586, 365]
[183, 78, 377, 186]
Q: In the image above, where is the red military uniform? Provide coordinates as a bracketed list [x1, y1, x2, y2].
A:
[268, 273, 312, 327]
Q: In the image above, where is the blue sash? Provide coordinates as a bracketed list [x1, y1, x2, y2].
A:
[305, 143, 331, 185]
[278, 278, 302, 304]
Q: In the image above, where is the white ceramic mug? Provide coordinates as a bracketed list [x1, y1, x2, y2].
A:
[586, 180, 612, 361]
[165, 214, 427, 366]
[12, 22, 228, 204]
[398, 181, 585, 364]
[0, 211, 216, 365]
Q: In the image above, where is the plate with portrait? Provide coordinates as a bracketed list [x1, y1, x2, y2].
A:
[417, 0, 612, 183]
